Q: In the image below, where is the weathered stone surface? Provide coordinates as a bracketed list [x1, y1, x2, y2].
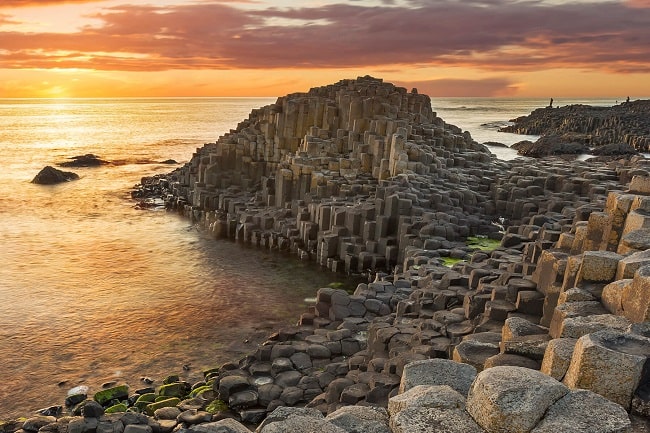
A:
[191, 419, 252, 433]
[563, 329, 650, 410]
[557, 314, 632, 339]
[483, 353, 541, 370]
[466, 366, 569, 433]
[619, 229, 650, 254]
[501, 317, 548, 341]
[549, 301, 608, 339]
[399, 359, 477, 396]
[557, 287, 595, 305]
[325, 406, 390, 433]
[531, 389, 632, 433]
[452, 340, 499, 371]
[255, 406, 323, 430]
[602, 280, 631, 315]
[616, 250, 650, 280]
[576, 251, 622, 284]
[388, 385, 465, 416]
[390, 407, 485, 433]
[540, 338, 577, 381]
[22, 416, 57, 432]
[622, 265, 650, 323]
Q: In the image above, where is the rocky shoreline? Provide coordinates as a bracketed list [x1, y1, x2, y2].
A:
[5, 76, 650, 432]
[501, 100, 650, 158]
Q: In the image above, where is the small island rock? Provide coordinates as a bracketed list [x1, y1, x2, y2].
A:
[31, 166, 79, 184]
[58, 154, 109, 167]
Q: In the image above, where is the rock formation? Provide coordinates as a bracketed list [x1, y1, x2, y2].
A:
[502, 100, 650, 156]
[7, 77, 650, 432]
[58, 154, 109, 167]
[31, 165, 79, 184]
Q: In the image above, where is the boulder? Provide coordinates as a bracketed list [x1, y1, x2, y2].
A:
[531, 389, 631, 433]
[255, 406, 344, 433]
[399, 359, 477, 396]
[563, 329, 650, 410]
[388, 385, 465, 416]
[325, 406, 390, 433]
[466, 366, 569, 433]
[31, 165, 79, 184]
[390, 407, 485, 433]
[191, 419, 252, 433]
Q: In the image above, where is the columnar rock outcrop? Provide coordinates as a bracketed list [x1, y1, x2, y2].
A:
[159, 76, 501, 274]
[21, 77, 645, 432]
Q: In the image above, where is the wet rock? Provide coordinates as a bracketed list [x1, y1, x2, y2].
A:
[21, 416, 57, 433]
[59, 154, 109, 167]
[31, 165, 79, 184]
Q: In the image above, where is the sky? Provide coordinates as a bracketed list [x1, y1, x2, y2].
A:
[0, 0, 648, 98]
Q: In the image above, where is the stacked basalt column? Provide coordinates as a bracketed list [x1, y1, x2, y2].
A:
[164, 76, 501, 273]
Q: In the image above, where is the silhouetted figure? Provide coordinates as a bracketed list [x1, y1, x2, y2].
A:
[548, 98, 553, 108]
[626, 96, 630, 103]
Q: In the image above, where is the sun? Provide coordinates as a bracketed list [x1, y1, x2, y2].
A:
[40, 82, 70, 99]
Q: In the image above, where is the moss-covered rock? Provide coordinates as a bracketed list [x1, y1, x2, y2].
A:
[189, 385, 212, 398]
[162, 375, 180, 385]
[205, 399, 228, 414]
[105, 403, 128, 414]
[133, 393, 156, 411]
[94, 385, 129, 406]
[158, 383, 188, 399]
[145, 398, 181, 416]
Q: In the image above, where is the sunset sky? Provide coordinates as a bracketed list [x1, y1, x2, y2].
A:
[1, 0, 648, 98]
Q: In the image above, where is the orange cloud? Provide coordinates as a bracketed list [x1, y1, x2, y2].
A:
[0, 1, 648, 77]
[396, 78, 520, 97]
[0, 0, 104, 7]
[624, 0, 650, 7]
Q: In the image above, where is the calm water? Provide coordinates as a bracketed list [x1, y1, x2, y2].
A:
[0, 96, 619, 419]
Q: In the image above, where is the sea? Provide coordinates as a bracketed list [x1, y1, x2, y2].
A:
[0, 96, 620, 419]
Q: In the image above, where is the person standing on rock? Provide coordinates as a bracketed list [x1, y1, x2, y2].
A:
[548, 98, 553, 108]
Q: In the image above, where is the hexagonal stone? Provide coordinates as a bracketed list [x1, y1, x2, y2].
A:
[540, 338, 577, 381]
[622, 265, 650, 323]
[576, 251, 622, 284]
[531, 389, 631, 433]
[452, 340, 499, 372]
[601, 280, 631, 315]
[218, 375, 250, 400]
[563, 329, 650, 410]
[325, 406, 390, 433]
[388, 385, 465, 417]
[557, 314, 631, 339]
[390, 407, 484, 433]
[399, 359, 477, 396]
[466, 366, 569, 433]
